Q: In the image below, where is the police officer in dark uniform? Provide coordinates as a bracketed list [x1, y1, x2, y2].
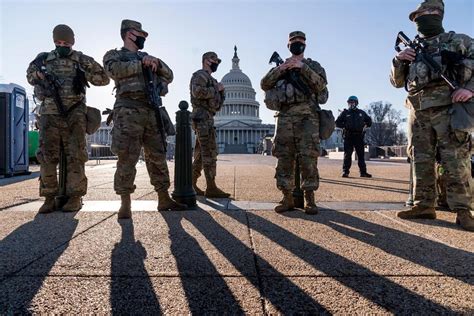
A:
[336, 96, 372, 178]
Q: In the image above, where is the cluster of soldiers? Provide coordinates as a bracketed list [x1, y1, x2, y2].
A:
[27, 0, 474, 232]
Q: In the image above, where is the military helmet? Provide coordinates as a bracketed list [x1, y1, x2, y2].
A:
[121, 19, 148, 37]
[409, 0, 444, 21]
[347, 96, 359, 103]
[53, 24, 75, 45]
[202, 51, 221, 64]
[289, 31, 306, 41]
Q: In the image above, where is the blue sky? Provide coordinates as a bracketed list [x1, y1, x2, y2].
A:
[1, 0, 473, 124]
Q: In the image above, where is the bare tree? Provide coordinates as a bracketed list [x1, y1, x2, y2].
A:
[365, 101, 406, 146]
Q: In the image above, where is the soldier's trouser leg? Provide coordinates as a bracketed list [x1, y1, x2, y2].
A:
[342, 136, 354, 173]
[111, 107, 144, 195]
[354, 135, 367, 174]
[192, 136, 203, 180]
[63, 109, 88, 197]
[37, 115, 61, 197]
[432, 108, 472, 211]
[297, 115, 320, 191]
[143, 108, 170, 192]
[193, 121, 217, 182]
[273, 116, 296, 191]
[409, 108, 437, 208]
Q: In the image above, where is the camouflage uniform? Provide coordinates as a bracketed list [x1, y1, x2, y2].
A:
[390, 2, 474, 217]
[26, 48, 109, 199]
[261, 34, 328, 196]
[103, 23, 174, 196]
[190, 67, 224, 185]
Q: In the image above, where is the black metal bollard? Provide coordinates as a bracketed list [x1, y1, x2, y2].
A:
[293, 156, 304, 208]
[172, 101, 197, 207]
[55, 141, 69, 209]
[406, 157, 414, 206]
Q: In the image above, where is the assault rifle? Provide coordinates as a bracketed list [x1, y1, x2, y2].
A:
[143, 66, 168, 152]
[38, 67, 68, 117]
[394, 31, 459, 90]
[269, 51, 310, 95]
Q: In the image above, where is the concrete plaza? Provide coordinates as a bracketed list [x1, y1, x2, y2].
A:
[0, 155, 473, 314]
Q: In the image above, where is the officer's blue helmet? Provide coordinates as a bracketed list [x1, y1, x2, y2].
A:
[347, 96, 358, 103]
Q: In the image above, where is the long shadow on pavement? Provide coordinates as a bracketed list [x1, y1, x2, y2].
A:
[0, 212, 78, 313]
[310, 211, 474, 281]
[179, 209, 331, 314]
[320, 178, 409, 194]
[110, 220, 161, 314]
[162, 211, 246, 314]
[222, 211, 455, 314]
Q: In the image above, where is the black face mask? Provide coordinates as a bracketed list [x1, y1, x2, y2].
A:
[289, 42, 306, 55]
[133, 36, 146, 49]
[210, 62, 219, 72]
[55, 45, 72, 57]
[415, 14, 444, 38]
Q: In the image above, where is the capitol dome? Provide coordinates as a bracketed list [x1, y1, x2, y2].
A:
[221, 67, 252, 87]
[214, 46, 275, 154]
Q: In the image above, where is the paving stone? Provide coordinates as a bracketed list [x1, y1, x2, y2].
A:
[262, 276, 474, 314]
[17, 211, 255, 277]
[0, 276, 263, 314]
[0, 212, 114, 277]
[242, 210, 474, 278]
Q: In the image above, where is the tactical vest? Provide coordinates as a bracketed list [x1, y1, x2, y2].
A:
[190, 70, 223, 114]
[34, 51, 87, 114]
[264, 58, 326, 113]
[113, 49, 148, 100]
[405, 32, 458, 110]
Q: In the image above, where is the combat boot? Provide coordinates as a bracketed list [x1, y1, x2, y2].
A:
[456, 210, 474, 232]
[61, 196, 82, 212]
[38, 197, 56, 214]
[205, 179, 231, 198]
[118, 194, 132, 219]
[192, 175, 205, 196]
[397, 205, 436, 219]
[274, 190, 294, 213]
[303, 191, 318, 215]
[158, 191, 187, 211]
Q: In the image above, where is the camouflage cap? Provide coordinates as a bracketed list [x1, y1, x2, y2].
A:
[409, 0, 444, 21]
[121, 19, 148, 37]
[289, 31, 306, 41]
[202, 51, 221, 64]
[53, 24, 75, 45]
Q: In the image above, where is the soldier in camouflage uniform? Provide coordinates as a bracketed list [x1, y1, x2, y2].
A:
[103, 20, 186, 219]
[390, 0, 474, 231]
[261, 31, 329, 214]
[190, 52, 230, 198]
[26, 24, 109, 213]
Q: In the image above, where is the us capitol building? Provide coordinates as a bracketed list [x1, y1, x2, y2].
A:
[215, 47, 275, 154]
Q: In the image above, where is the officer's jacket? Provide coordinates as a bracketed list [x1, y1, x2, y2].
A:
[103, 47, 173, 103]
[27, 50, 109, 115]
[336, 108, 372, 133]
[390, 32, 474, 111]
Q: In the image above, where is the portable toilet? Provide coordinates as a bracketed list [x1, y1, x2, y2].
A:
[0, 83, 30, 177]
